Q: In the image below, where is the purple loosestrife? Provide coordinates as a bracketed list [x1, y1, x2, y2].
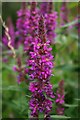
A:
[2, 17, 15, 48]
[24, 2, 39, 53]
[14, 2, 39, 84]
[13, 2, 29, 84]
[24, 2, 39, 81]
[29, 15, 55, 119]
[40, 2, 48, 15]
[40, 2, 58, 44]
[60, 2, 69, 26]
[29, 2, 39, 37]
[45, 2, 58, 44]
[56, 80, 64, 115]
[16, 2, 30, 46]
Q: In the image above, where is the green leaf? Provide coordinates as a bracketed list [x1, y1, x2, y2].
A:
[64, 104, 78, 107]
[51, 115, 71, 119]
[61, 20, 78, 28]
[74, 98, 80, 101]
[25, 94, 31, 98]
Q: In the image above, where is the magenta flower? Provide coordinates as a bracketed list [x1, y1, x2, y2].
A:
[45, 11, 58, 44]
[56, 94, 64, 104]
[30, 91, 53, 118]
[29, 15, 55, 118]
[24, 2, 39, 53]
[29, 82, 38, 92]
[29, 81, 55, 99]
[40, 2, 58, 44]
[15, 2, 39, 84]
[29, 2, 39, 37]
[40, 2, 48, 15]
[16, 2, 30, 46]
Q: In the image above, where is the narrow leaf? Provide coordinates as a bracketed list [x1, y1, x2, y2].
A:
[51, 115, 71, 119]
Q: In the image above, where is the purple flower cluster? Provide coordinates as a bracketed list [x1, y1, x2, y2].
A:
[45, 3, 58, 44]
[29, 2, 39, 37]
[28, 15, 55, 118]
[29, 82, 54, 117]
[40, 2, 58, 44]
[40, 2, 48, 15]
[16, 2, 30, 47]
[15, 2, 56, 117]
[27, 39, 53, 81]
[56, 80, 64, 115]
[14, 2, 39, 84]
[24, 2, 39, 53]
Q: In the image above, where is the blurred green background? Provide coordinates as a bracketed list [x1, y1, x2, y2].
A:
[2, 2, 79, 119]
